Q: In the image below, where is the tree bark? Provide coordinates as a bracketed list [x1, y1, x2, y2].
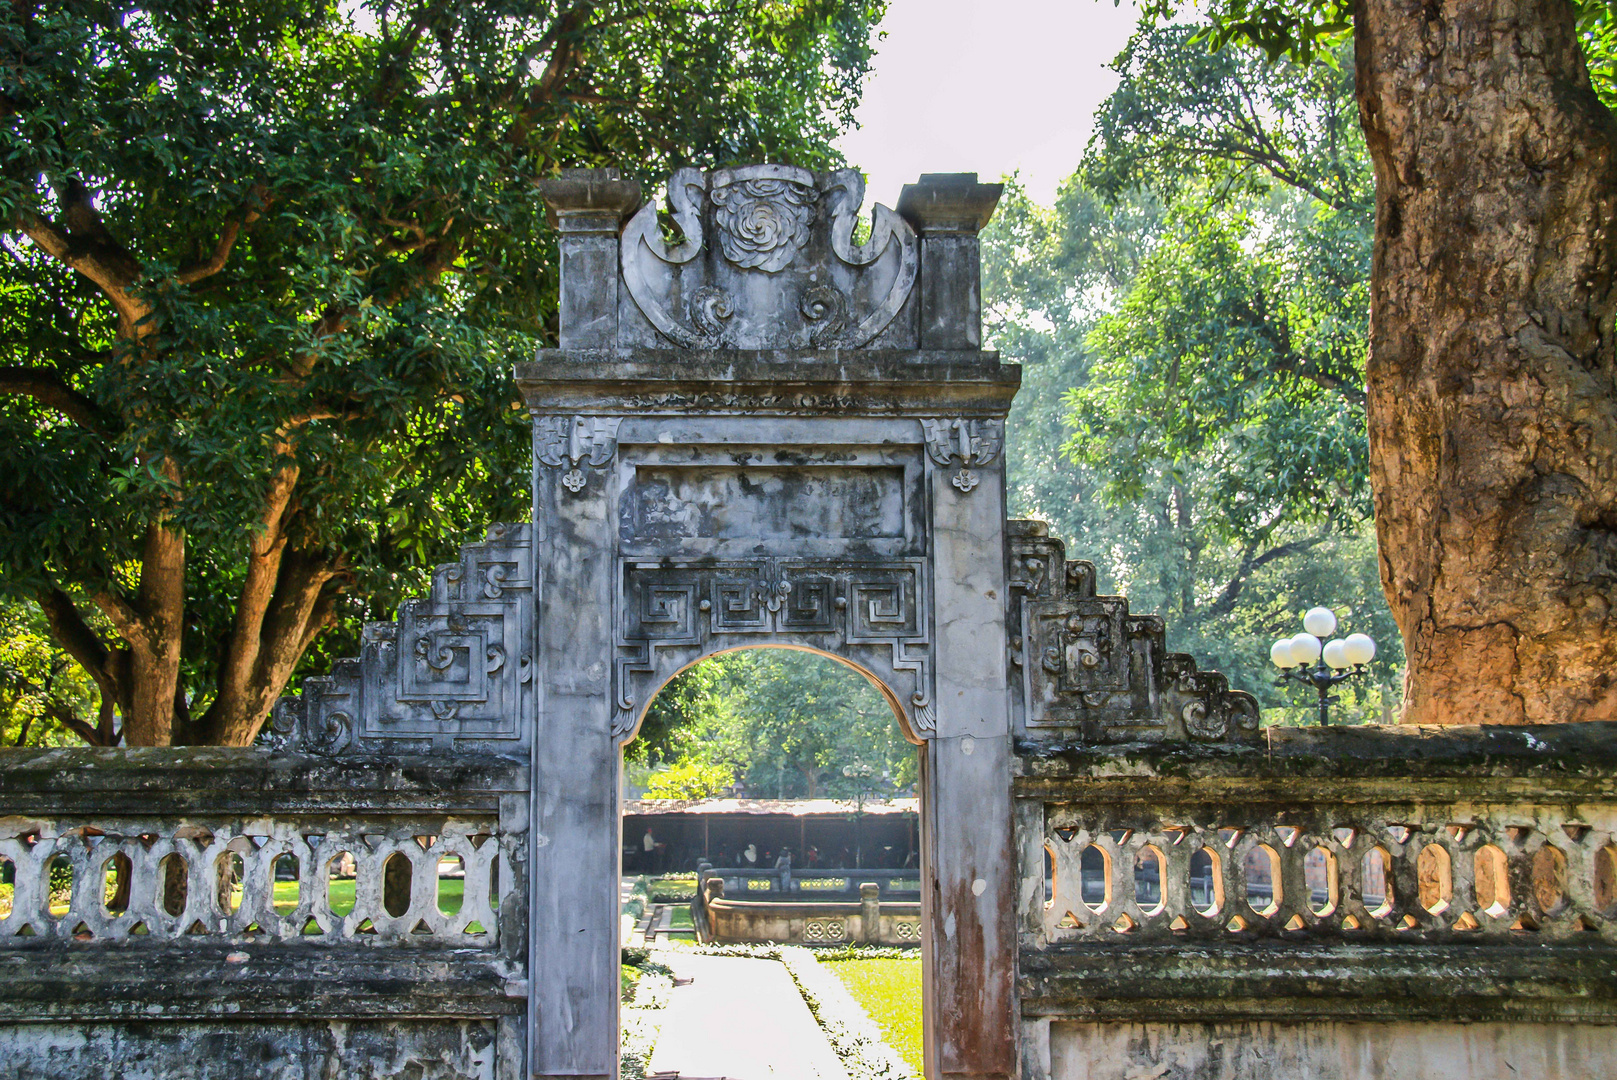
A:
[1356, 0, 1617, 722]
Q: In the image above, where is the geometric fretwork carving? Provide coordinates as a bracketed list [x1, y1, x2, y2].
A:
[268, 522, 533, 754]
[1008, 520, 1259, 743]
[615, 557, 935, 740]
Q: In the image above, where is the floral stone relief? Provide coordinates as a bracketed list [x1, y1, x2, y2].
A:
[621, 164, 918, 349]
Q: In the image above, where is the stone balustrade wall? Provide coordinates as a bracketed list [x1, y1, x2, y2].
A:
[0, 746, 529, 1080]
[1015, 722, 1617, 1080]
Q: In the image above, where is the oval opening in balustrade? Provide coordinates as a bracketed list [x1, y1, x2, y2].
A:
[1243, 844, 1281, 917]
[102, 851, 132, 917]
[1417, 843, 1452, 916]
[1474, 844, 1510, 918]
[327, 852, 357, 917]
[1134, 846, 1165, 916]
[1189, 846, 1222, 916]
[1532, 845, 1568, 915]
[1363, 846, 1394, 919]
[216, 851, 245, 915]
[1304, 846, 1337, 916]
[382, 852, 413, 919]
[439, 855, 466, 918]
[1596, 845, 1617, 915]
[272, 854, 300, 915]
[1043, 844, 1055, 908]
[46, 854, 73, 918]
[0, 854, 13, 920]
[1078, 844, 1110, 914]
[157, 853, 188, 917]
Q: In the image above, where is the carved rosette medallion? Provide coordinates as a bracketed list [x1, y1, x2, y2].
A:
[534, 415, 622, 494]
[709, 171, 818, 272]
[621, 165, 918, 349]
[921, 418, 1003, 494]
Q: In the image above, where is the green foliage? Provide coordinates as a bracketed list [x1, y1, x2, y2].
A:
[641, 759, 736, 801]
[0, 601, 99, 746]
[631, 649, 915, 799]
[1134, 0, 1617, 109]
[0, 0, 885, 743]
[983, 21, 1403, 721]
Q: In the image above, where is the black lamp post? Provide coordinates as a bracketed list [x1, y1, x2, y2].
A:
[1271, 607, 1377, 726]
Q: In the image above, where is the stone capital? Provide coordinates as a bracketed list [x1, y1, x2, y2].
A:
[538, 168, 642, 233]
[897, 173, 1004, 235]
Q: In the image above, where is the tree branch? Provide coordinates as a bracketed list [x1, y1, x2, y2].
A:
[0, 365, 116, 432]
[36, 588, 119, 698]
[1202, 532, 1331, 622]
[173, 186, 268, 285]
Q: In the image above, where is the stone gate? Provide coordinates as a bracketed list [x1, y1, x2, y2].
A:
[1, 166, 1614, 1080]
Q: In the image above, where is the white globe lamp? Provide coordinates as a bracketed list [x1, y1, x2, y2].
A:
[1303, 607, 1338, 637]
[1343, 633, 1377, 666]
[1289, 633, 1322, 665]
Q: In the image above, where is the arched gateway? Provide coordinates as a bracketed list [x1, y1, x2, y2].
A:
[514, 165, 1255, 1080]
[524, 165, 1022, 1080]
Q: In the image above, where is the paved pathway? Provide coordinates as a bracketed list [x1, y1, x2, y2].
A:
[646, 952, 846, 1080]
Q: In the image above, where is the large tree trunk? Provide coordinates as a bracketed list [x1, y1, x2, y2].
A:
[1356, 0, 1617, 723]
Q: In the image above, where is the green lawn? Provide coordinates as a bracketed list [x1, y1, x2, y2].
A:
[824, 957, 923, 1076]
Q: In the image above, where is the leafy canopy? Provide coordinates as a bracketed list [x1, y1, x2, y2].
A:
[982, 22, 1401, 722]
[0, 0, 885, 744]
[629, 650, 915, 802]
[1134, 0, 1617, 108]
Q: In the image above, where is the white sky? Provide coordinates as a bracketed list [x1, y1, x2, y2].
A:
[835, 0, 1143, 208]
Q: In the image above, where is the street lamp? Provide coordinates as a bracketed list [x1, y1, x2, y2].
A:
[1271, 607, 1377, 726]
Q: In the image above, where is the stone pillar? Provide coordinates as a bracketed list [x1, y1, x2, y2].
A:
[538, 170, 641, 350]
[897, 174, 1003, 351]
[923, 454, 1016, 1080]
[860, 881, 881, 945]
[529, 418, 621, 1080]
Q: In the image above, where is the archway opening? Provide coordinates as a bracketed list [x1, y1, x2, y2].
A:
[618, 645, 925, 1079]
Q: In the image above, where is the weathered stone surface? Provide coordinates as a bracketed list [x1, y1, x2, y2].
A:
[1014, 721, 1617, 1077]
[1035, 1019, 1617, 1080]
[267, 523, 535, 756]
[4, 1019, 500, 1080]
[0, 748, 528, 1078]
[1008, 520, 1260, 744]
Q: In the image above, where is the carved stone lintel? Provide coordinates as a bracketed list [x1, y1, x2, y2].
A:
[614, 558, 936, 741]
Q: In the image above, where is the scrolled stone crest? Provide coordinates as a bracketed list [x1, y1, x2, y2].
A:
[709, 165, 818, 273]
[621, 164, 917, 349]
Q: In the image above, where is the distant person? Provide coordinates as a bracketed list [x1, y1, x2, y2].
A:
[805, 846, 820, 868]
[743, 843, 758, 866]
[776, 847, 793, 891]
